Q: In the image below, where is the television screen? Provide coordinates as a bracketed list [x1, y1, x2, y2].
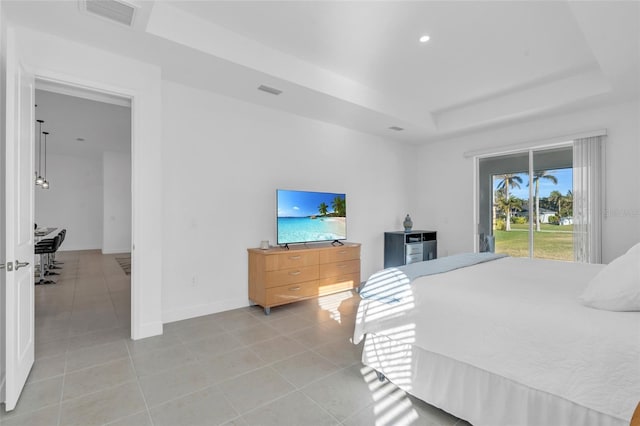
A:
[277, 189, 347, 245]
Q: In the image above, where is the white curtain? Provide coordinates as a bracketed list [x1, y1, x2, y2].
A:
[573, 136, 604, 263]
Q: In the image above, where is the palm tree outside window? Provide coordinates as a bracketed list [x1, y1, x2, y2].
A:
[496, 174, 523, 231]
[532, 170, 558, 232]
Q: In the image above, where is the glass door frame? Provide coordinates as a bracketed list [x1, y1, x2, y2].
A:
[473, 141, 573, 257]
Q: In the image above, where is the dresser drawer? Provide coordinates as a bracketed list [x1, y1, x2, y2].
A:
[319, 259, 360, 279]
[266, 280, 318, 306]
[405, 243, 423, 255]
[265, 251, 319, 271]
[264, 265, 318, 288]
[318, 273, 360, 294]
[318, 246, 360, 264]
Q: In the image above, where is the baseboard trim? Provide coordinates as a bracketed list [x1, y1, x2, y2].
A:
[0, 374, 5, 401]
[131, 320, 163, 340]
[101, 248, 131, 255]
[59, 246, 101, 252]
[162, 298, 250, 324]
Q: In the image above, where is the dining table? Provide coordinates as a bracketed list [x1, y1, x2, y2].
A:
[35, 227, 57, 240]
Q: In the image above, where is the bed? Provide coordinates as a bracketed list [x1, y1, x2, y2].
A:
[354, 254, 640, 426]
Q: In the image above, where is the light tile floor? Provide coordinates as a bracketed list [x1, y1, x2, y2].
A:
[1, 250, 469, 426]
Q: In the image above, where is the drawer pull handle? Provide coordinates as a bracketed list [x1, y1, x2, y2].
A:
[289, 271, 301, 276]
[339, 251, 347, 254]
[337, 264, 348, 268]
[289, 255, 302, 260]
[288, 286, 301, 291]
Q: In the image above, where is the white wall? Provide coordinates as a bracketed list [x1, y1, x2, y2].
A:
[414, 100, 640, 263]
[102, 151, 131, 254]
[34, 150, 132, 254]
[35, 153, 103, 251]
[161, 80, 417, 322]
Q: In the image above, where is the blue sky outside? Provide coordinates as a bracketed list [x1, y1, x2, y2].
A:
[493, 168, 572, 199]
[277, 190, 345, 217]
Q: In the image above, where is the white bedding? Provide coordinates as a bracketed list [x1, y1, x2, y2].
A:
[354, 257, 640, 423]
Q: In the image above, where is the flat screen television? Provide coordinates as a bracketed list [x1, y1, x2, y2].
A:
[277, 189, 346, 246]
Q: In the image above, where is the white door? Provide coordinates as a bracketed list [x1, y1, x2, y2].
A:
[3, 29, 35, 411]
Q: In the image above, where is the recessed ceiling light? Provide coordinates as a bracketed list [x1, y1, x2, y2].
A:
[419, 35, 430, 43]
[76, 138, 85, 142]
[389, 126, 404, 131]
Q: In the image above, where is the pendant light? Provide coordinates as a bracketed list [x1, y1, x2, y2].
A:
[41, 131, 50, 189]
[35, 120, 45, 186]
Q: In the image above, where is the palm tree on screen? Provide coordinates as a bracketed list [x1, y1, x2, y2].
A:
[331, 196, 346, 217]
[318, 202, 328, 216]
[497, 174, 523, 231]
[532, 170, 558, 231]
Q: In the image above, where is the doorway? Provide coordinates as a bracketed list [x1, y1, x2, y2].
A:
[33, 82, 133, 337]
[3, 30, 164, 410]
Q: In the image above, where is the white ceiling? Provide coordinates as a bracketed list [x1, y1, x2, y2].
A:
[4, 1, 640, 144]
[34, 89, 131, 159]
[172, 1, 596, 110]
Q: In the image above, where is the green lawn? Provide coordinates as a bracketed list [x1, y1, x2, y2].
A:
[494, 224, 574, 261]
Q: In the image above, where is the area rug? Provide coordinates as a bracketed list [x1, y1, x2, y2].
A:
[115, 255, 131, 275]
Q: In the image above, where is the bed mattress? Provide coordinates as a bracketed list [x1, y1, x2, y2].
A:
[354, 257, 640, 425]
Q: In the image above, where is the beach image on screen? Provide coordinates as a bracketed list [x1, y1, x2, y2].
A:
[277, 190, 346, 244]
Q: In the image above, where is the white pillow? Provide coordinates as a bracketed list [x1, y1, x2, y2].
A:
[579, 248, 640, 311]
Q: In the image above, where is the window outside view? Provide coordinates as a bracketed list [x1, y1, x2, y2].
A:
[492, 168, 573, 261]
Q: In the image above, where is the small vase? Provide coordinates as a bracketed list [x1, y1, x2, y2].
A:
[403, 214, 413, 232]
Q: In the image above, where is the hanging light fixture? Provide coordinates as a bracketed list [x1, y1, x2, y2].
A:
[35, 119, 45, 186]
[41, 131, 50, 189]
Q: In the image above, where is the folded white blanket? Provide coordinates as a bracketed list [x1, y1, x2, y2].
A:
[359, 252, 506, 303]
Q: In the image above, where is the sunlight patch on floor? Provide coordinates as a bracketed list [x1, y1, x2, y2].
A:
[316, 290, 355, 323]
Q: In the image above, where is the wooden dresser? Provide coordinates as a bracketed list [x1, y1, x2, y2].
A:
[248, 243, 361, 314]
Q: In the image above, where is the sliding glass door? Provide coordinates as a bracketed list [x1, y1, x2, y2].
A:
[478, 145, 574, 260]
[531, 148, 573, 259]
[479, 151, 530, 256]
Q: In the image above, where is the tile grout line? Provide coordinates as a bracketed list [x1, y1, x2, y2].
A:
[303, 388, 344, 426]
[56, 349, 69, 426]
[121, 336, 155, 426]
[217, 365, 300, 422]
[236, 365, 343, 426]
[57, 253, 77, 426]
[133, 339, 245, 411]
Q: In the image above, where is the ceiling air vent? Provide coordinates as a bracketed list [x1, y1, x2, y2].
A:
[389, 126, 404, 131]
[82, 0, 136, 27]
[258, 85, 283, 96]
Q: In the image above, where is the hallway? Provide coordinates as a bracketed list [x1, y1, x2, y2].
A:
[36, 250, 131, 345]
